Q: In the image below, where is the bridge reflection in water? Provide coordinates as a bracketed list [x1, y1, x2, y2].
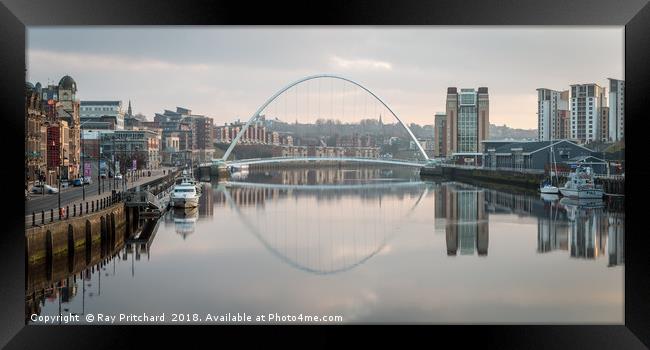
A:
[217, 168, 429, 275]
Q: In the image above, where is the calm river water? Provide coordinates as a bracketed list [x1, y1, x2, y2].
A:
[27, 166, 624, 324]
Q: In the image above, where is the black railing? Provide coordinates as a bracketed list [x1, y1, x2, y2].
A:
[28, 193, 125, 227]
[28, 168, 179, 227]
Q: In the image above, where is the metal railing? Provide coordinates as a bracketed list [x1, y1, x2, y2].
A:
[26, 167, 181, 227]
[26, 192, 124, 227]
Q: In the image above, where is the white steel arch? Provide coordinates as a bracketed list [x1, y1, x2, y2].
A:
[221, 74, 429, 162]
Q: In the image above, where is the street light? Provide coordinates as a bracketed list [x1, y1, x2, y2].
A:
[58, 148, 68, 211]
[110, 135, 129, 192]
[98, 145, 102, 196]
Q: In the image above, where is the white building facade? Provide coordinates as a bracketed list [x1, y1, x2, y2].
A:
[537, 88, 570, 141]
[80, 101, 125, 130]
[570, 84, 606, 144]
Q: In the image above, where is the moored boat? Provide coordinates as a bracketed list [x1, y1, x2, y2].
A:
[559, 166, 604, 199]
[539, 180, 560, 194]
[170, 180, 200, 208]
[176, 169, 202, 194]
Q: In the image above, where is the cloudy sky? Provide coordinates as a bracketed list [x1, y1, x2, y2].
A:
[27, 27, 623, 129]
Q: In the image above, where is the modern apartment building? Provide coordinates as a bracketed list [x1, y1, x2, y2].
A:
[608, 78, 624, 142]
[445, 87, 489, 156]
[537, 88, 570, 141]
[570, 83, 606, 144]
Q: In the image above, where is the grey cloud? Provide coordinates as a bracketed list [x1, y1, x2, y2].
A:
[27, 27, 622, 128]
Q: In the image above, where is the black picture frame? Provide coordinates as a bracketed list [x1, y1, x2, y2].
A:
[1, 0, 648, 348]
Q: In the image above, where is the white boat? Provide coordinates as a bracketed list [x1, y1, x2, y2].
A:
[559, 166, 604, 199]
[540, 183, 560, 194]
[170, 180, 200, 208]
[177, 169, 202, 194]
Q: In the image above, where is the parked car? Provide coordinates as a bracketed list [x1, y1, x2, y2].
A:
[114, 174, 123, 180]
[72, 178, 83, 187]
[83, 176, 92, 185]
[31, 183, 58, 194]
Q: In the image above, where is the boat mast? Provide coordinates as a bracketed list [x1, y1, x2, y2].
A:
[550, 141, 556, 185]
[549, 134, 557, 186]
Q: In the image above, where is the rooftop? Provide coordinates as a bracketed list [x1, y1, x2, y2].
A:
[567, 155, 607, 163]
[490, 139, 592, 155]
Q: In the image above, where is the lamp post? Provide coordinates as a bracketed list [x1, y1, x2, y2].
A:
[98, 145, 102, 196]
[78, 121, 101, 200]
[81, 131, 85, 200]
[58, 149, 66, 211]
[112, 136, 117, 190]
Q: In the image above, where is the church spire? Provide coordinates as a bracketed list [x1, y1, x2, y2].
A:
[127, 100, 132, 117]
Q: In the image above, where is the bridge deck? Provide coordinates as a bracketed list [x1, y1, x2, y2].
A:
[202, 156, 426, 168]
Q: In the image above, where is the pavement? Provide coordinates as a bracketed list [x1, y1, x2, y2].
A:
[25, 167, 178, 224]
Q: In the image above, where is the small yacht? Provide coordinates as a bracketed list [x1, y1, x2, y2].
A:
[170, 180, 200, 208]
[539, 180, 560, 195]
[559, 166, 604, 199]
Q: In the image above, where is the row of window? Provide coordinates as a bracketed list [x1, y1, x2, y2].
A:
[82, 107, 118, 112]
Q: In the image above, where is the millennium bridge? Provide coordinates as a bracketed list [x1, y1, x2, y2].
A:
[198, 74, 432, 177]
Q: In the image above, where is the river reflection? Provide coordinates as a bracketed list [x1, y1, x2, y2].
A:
[27, 166, 624, 323]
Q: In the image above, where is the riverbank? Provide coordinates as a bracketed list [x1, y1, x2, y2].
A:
[420, 165, 625, 195]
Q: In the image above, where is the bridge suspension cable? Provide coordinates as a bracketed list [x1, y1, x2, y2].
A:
[220, 74, 430, 162]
